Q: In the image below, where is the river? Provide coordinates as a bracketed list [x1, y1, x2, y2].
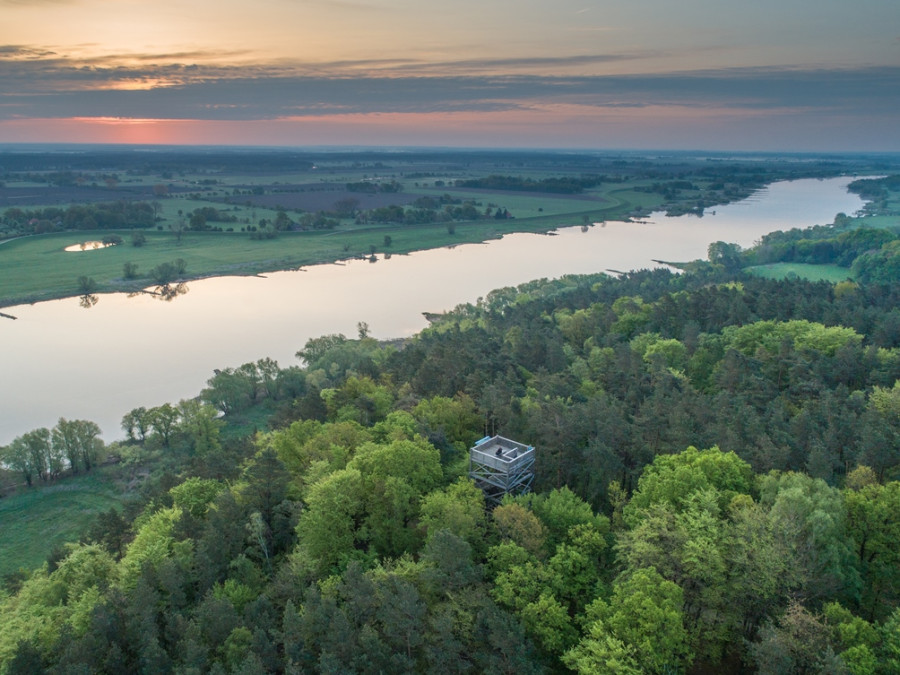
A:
[0, 177, 866, 445]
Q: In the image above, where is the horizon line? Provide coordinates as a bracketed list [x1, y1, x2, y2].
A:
[2, 142, 898, 158]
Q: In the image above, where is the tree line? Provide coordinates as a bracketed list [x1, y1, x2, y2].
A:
[454, 175, 604, 194]
[1, 202, 155, 236]
[1, 419, 104, 486]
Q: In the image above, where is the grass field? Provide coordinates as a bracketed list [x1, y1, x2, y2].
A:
[849, 215, 900, 230]
[745, 263, 854, 283]
[0, 161, 807, 308]
[0, 188, 651, 307]
[0, 469, 127, 577]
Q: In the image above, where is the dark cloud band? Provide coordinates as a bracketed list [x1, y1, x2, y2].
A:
[0, 45, 897, 123]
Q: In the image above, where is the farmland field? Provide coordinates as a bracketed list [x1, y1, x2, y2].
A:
[0, 148, 880, 307]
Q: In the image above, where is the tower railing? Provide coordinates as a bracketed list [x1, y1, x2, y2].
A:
[469, 435, 535, 504]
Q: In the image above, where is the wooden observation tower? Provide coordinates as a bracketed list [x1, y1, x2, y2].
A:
[468, 435, 535, 505]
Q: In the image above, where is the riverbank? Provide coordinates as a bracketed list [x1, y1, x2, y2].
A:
[0, 196, 648, 309]
[0, 176, 869, 448]
[7, 153, 888, 309]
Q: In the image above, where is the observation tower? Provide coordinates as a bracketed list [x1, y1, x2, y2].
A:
[468, 435, 535, 505]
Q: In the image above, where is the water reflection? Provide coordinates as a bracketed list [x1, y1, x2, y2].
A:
[79, 294, 99, 309]
[126, 282, 190, 302]
[0, 177, 870, 445]
[151, 282, 189, 302]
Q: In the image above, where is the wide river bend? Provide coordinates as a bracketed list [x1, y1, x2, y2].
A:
[0, 177, 866, 444]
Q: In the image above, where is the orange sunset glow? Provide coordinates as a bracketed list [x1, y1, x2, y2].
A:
[0, 0, 897, 149]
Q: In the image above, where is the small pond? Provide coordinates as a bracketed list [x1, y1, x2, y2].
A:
[63, 241, 117, 252]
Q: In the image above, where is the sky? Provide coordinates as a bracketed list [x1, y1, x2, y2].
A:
[0, 0, 898, 151]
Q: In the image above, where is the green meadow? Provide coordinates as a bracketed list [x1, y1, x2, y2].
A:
[3, 149, 841, 308]
[0, 192, 650, 308]
[0, 470, 126, 578]
[745, 262, 854, 283]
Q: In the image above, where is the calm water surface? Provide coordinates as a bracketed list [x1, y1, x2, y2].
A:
[0, 177, 866, 444]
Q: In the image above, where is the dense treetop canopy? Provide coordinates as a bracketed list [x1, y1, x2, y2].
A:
[4, 250, 900, 672]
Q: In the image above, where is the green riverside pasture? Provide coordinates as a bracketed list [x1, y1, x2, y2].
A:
[849, 215, 900, 230]
[745, 262, 854, 283]
[0, 470, 125, 578]
[0, 172, 756, 308]
[0, 198, 640, 308]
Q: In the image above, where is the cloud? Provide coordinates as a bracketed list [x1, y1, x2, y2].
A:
[0, 44, 897, 134]
[0, 45, 58, 59]
[123, 50, 254, 63]
[0, 43, 682, 79]
[388, 52, 663, 75]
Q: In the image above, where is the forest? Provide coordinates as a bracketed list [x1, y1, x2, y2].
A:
[3, 257, 900, 673]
